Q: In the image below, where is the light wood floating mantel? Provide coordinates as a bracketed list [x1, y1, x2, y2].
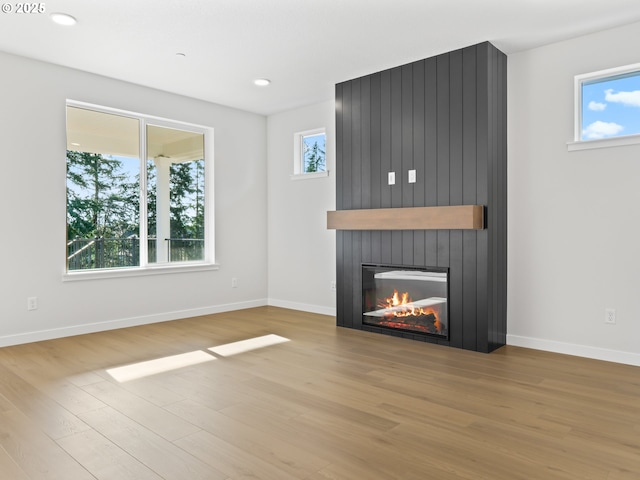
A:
[327, 205, 485, 230]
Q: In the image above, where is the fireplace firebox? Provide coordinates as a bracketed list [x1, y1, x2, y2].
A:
[362, 264, 449, 339]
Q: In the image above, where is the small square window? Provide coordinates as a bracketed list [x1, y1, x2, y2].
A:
[301, 131, 326, 173]
[292, 128, 328, 179]
[572, 63, 640, 148]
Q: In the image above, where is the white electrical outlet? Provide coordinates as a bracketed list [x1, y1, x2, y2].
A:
[408, 169, 417, 183]
[605, 308, 616, 324]
[330, 281, 337, 291]
[231, 278, 238, 288]
[27, 297, 38, 311]
[388, 171, 395, 185]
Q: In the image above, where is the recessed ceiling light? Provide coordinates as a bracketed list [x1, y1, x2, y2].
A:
[254, 78, 271, 87]
[176, 52, 186, 57]
[51, 13, 77, 26]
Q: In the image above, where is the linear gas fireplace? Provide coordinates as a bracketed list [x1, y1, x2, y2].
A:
[362, 264, 449, 339]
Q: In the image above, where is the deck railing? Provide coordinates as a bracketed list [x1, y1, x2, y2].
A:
[67, 237, 204, 270]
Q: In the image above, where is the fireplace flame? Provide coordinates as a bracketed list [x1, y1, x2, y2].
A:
[378, 289, 441, 331]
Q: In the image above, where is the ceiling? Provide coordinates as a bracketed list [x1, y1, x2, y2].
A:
[2, 0, 640, 116]
[66, 105, 204, 161]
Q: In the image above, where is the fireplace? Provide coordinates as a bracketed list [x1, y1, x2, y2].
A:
[333, 42, 506, 352]
[362, 264, 449, 339]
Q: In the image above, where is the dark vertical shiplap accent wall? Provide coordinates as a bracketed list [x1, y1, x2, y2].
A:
[335, 42, 507, 353]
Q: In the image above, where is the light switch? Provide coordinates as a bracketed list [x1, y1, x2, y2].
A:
[408, 169, 417, 183]
[388, 171, 395, 185]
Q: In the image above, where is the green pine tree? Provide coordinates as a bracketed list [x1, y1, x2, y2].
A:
[304, 141, 326, 173]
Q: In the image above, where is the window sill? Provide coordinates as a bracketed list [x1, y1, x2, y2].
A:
[62, 262, 220, 282]
[290, 171, 330, 181]
[567, 134, 640, 151]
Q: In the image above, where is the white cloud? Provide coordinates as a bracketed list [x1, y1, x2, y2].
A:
[604, 89, 640, 107]
[582, 121, 624, 140]
[588, 101, 607, 111]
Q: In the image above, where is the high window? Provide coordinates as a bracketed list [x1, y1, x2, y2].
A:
[65, 102, 213, 274]
[292, 128, 327, 179]
[572, 63, 640, 149]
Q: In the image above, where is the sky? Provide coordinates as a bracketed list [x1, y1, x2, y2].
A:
[582, 71, 640, 140]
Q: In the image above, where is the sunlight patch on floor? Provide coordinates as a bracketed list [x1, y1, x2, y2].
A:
[105, 334, 291, 382]
[208, 334, 290, 357]
[107, 350, 216, 382]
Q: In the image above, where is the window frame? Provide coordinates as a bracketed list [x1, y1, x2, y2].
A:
[569, 62, 640, 151]
[291, 127, 328, 180]
[63, 100, 216, 281]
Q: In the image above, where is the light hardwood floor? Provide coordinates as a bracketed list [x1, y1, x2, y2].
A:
[0, 306, 638, 479]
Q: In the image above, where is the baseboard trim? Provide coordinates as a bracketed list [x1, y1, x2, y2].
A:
[16, 305, 635, 367]
[268, 298, 336, 317]
[0, 299, 268, 348]
[507, 334, 640, 367]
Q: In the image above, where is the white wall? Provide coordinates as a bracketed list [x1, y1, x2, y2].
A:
[0, 51, 268, 346]
[267, 101, 336, 315]
[508, 21, 640, 366]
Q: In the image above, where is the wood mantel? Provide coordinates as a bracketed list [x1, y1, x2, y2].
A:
[327, 205, 484, 230]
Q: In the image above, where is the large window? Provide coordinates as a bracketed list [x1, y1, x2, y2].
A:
[65, 102, 212, 273]
[572, 63, 640, 149]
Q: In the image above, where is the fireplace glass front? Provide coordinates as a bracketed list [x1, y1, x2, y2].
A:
[362, 264, 449, 339]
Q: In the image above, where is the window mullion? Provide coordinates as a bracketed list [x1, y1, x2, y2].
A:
[139, 119, 148, 267]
